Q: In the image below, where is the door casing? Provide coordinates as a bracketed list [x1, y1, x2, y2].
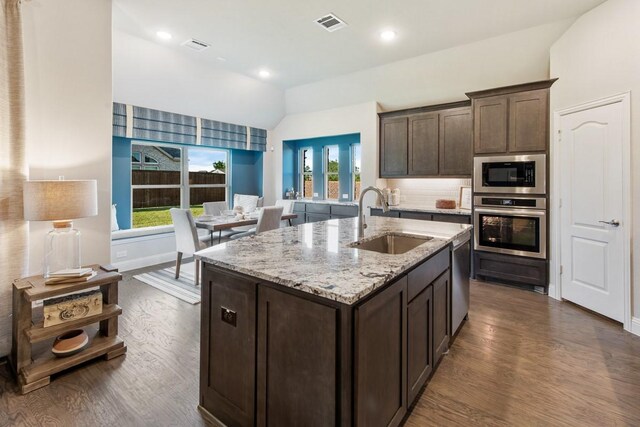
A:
[551, 92, 631, 332]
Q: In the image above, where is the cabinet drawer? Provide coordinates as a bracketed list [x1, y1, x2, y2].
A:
[370, 208, 400, 218]
[293, 202, 306, 212]
[431, 214, 471, 224]
[306, 203, 331, 214]
[400, 211, 433, 221]
[407, 248, 449, 302]
[306, 213, 330, 223]
[330, 205, 358, 217]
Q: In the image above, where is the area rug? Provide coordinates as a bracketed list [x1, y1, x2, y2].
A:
[134, 262, 201, 304]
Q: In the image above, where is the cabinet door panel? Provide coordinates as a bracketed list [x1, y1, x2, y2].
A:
[508, 89, 548, 153]
[399, 211, 432, 221]
[355, 276, 407, 427]
[407, 285, 433, 404]
[431, 213, 471, 224]
[473, 96, 508, 154]
[433, 271, 451, 363]
[408, 113, 439, 176]
[257, 286, 339, 427]
[439, 107, 472, 176]
[200, 268, 257, 427]
[381, 117, 408, 177]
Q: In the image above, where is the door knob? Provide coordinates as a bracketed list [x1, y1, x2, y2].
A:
[598, 219, 620, 227]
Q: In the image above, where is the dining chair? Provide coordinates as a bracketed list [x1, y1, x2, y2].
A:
[170, 208, 209, 286]
[203, 201, 228, 216]
[233, 194, 260, 213]
[275, 199, 295, 226]
[230, 206, 284, 240]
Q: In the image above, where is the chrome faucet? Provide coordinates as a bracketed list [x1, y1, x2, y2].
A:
[358, 186, 390, 240]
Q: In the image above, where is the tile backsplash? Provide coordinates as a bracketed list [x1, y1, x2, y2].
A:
[386, 178, 471, 206]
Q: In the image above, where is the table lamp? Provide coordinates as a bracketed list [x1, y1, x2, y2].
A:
[23, 179, 98, 278]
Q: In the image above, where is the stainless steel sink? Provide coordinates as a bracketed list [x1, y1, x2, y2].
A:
[348, 232, 433, 255]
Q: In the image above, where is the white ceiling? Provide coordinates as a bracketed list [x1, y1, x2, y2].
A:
[113, 0, 605, 89]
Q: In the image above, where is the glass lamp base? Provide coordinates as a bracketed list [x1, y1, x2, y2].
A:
[44, 220, 81, 278]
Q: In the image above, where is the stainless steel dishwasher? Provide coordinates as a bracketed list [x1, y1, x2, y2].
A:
[452, 230, 471, 335]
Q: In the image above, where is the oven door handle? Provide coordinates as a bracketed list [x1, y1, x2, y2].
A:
[474, 207, 547, 217]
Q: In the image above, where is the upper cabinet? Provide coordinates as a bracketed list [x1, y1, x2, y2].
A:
[380, 116, 409, 176]
[467, 79, 557, 155]
[379, 101, 472, 178]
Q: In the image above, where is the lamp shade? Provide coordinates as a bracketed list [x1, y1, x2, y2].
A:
[23, 180, 98, 221]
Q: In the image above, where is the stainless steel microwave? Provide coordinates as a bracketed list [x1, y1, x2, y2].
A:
[473, 154, 546, 194]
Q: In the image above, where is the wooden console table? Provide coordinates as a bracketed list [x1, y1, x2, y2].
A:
[10, 265, 127, 394]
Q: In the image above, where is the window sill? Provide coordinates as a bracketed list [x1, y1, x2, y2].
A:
[112, 225, 174, 241]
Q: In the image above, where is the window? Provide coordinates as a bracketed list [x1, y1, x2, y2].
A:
[188, 147, 228, 218]
[352, 144, 361, 200]
[130, 142, 229, 228]
[300, 148, 313, 199]
[325, 146, 339, 200]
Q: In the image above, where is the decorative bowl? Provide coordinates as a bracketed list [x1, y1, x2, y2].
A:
[52, 329, 89, 358]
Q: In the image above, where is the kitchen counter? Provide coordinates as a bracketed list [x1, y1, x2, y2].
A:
[372, 203, 472, 216]
[196, 216, 471, 305]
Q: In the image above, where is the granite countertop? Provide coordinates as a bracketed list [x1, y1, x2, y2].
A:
[371, 203, 472, 216]
[195, 217, 472, 305]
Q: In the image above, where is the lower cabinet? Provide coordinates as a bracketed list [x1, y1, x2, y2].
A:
[407, 285, 433, 404]
[306, 213, 331, 223]
[257, 286, 340, 427]
[370, 208, 401, 218]
[373, 208, 471, 224]
[433, 271, 451, 363]
[355, 276, 408, 427]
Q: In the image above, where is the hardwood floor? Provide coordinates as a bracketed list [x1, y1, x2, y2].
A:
[1, 274, 639, 426]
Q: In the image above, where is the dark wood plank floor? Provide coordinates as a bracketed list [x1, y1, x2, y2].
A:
[1, 274, 639, 426]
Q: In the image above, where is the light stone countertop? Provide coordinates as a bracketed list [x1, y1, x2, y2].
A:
[371, 203, 472, 216]
[195, 216, 472, 305]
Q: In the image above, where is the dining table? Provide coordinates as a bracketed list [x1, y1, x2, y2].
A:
[195, 213, 299, 244]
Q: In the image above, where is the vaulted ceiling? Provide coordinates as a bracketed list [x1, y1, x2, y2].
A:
[113, 0, 605, 89]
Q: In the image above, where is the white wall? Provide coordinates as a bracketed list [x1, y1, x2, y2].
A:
[265, 102, 381, 205]
[549, 0, 640, 320]
[285, 19, 574, 115]
[22, 0, 113, 274]
[113, 30, 285, 130]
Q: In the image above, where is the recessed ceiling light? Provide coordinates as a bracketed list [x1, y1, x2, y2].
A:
[380, 30, 397, 42]
[156, 31, 172, 40]
[258, 69, 271, 79]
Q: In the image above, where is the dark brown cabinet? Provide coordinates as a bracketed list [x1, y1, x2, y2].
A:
[408, 113, 439, 176]
[467, 79, 556, 155]
[433, 271, 451, 363]
[200, 268, 257, 427]
[380, 116, 409, 176]
[379, 101, 472, 178]
[355, 276, 407, 427]
[257, 286, 340, 427]
[407, 285, 433, 404]
[439, 107, 473, 175]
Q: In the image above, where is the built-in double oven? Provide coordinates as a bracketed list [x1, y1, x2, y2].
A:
[473, 196, 547, 259]
[473, 154, 547, 260]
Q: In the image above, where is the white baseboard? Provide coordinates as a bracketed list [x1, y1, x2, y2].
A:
[547, 284, 560, 300]
[113, 252, 176, 272]
[631, 317, 640, 337]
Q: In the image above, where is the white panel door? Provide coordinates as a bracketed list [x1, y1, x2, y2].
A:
[560, 101, 624, 322]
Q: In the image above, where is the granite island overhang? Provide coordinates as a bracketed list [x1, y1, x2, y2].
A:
[195, 216, 472, 427]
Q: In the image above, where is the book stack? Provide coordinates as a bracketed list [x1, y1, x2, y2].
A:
[45, 268, 96, 285]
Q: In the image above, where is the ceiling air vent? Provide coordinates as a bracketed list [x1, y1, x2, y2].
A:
[181, 38, 211, 52]
[315, 13, 348, 32]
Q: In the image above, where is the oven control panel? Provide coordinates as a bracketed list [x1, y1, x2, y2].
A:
[474, 196, 546, 209]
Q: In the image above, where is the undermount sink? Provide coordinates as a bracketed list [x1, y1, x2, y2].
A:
[348, 232, 433, 255]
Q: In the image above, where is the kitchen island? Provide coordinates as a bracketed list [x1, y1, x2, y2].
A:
[195, 216, 471, 427]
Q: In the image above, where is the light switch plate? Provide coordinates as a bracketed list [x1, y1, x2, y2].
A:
[342, 194, 349, 198]
[313, 192, 319, 197]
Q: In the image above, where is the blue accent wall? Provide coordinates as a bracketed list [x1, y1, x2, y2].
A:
[282, 133, 360, 201]
[112, 137, 132, 229]
[231, 149, 263, 203]
[112, 137, 263, 229]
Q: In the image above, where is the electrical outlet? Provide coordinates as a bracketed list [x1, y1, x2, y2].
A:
[116, 250, 127, 258]
[342, 194, 349, 199]
[313, 192, 319, 197]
